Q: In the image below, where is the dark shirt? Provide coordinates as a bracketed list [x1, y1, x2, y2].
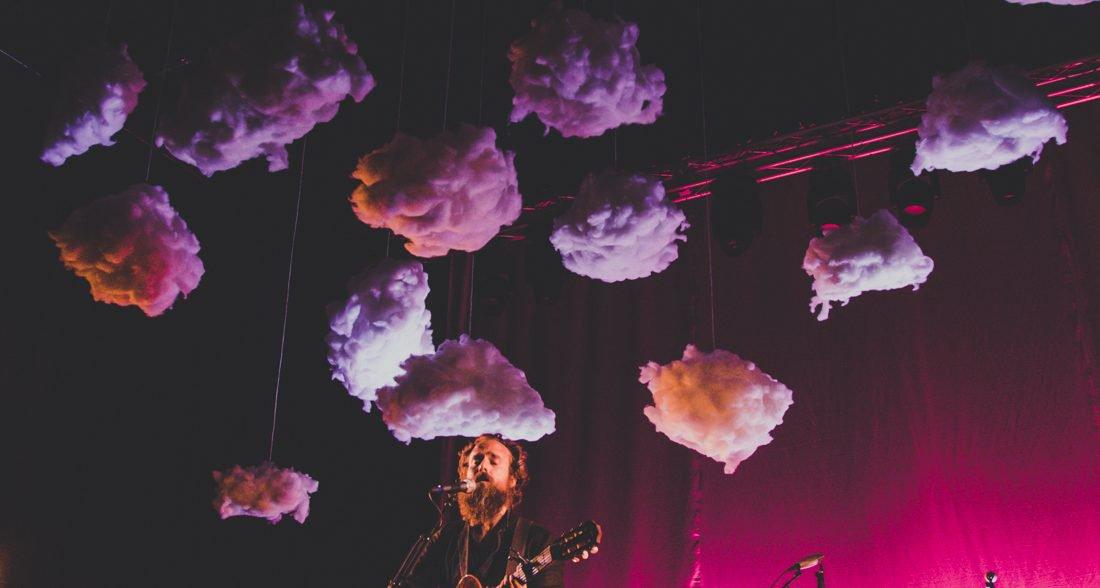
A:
[405, 511, 564, 587]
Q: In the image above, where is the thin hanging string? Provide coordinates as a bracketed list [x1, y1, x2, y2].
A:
[145, 0, 177, 183]
[267, 137, 308, 462]
[465, 0, 489, 337]
[960, 0, 973, 61]
[833, 0, 863, 217]
[688, 3, 710, 587]
[102, 0, 113, 41]
[0, 49, 41, 78]
[441, 0, 457, 130]
[386, 0, 412, 260]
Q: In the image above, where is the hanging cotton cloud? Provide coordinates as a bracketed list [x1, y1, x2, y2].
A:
[40, 44, 146, 166]
[550, 170, 688, 282]
[803, 209, 934, 321]
[508, 4, 666, 138]
[349, 125, 522, 258]
[640, 345, 793, 475]
[375, 335, 556, 443]
[49, 184, 204, 317]
[911, 63, 1067, 174]
[326, 260, 434, 411]
[212, 463, 319, 524]
[155, 3, 374, 176]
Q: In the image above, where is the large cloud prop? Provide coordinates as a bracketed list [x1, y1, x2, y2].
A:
[49, 184, 204, 317]
[640, 345, 793, 474]
[212, 463, 319, 524]
[508, 4, 666, 138]
[349, 125, 522, 258]
[550, 170, 688, 282]
[911, 63, 1067, 174]
[803, 209, 934, 321]
[375, 335, 556, 443]
[326, 260, 434, 411]
[40, 44, 146, 166]
[155, 3, 374, 176]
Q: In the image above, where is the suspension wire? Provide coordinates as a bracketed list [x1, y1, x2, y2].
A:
[103, 0, 114, 41]
[833, 0, 863, 217]
[466, 0, 490, 337]
[0, 48, 42, 78]
[267, 137, 308, 462]
[689, 2, 710, 586]
[144, 0, 177, 183]
[441, 0, 457, 130]
[386, 0, 412, 260]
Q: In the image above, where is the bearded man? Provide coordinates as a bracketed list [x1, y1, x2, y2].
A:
[404, 435, 567, 587]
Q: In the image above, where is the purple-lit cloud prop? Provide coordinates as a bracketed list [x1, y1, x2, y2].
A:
[326, 260, 434, 411]
[40, 44, 146, 166]
[508, 4, 665, 138]
[350, 125, 522, 258]
[550, 170, 688, 282]
[640, 345, 794, 475]
[156, 3, 374, 176]
[49, 184, 204, 317]
[911, 63, 1067, 174]
[375, 335, 556, 443]
[803, 209, 934, 321]
[212, 463, 319, 524]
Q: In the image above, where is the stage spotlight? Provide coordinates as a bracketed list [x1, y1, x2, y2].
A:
[806, 165, 855, 235]
[980, 158, 1032, 206]
[708, 174, 763, 256]
[890, 146, 939, 229]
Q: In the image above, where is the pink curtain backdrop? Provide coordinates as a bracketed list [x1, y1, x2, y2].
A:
[474, 104, 1100, 587]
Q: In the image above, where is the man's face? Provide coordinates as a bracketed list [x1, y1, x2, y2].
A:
[463, 437, 516, 494]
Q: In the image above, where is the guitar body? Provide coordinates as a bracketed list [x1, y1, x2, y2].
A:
[455, 574, 486, 588]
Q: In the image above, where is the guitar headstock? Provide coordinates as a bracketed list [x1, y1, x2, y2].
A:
[550, 520, 602, 562]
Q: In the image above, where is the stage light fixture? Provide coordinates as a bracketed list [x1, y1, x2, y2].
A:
[890, 145, 939, 229]
[806, 165, 855, 236]
[708, 174, 763, 256]
[980, 158, 1032, 206]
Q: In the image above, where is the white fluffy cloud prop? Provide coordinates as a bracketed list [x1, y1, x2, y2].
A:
[802, 209, 934, 321]
[1005, 0, 1097, 4]
[550, 170, 688, 282]
[911, 63, 1067, 174]
[375, 335, 556, 443]
[508, 4, 666, 138]
[49, 184, 204, 317]
[40, 44, 146, 166]
[326, 260, 434, 411]
[212, 463, 319, 524]
[155, 3, 374, 176]
[349, 125, 522, 258]
[640, 345, 793, 475]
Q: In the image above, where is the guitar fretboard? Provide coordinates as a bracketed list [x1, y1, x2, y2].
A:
[512, 546, 554, 583]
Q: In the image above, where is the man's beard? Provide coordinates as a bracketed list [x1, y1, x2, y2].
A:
[458, 482, 511, 526]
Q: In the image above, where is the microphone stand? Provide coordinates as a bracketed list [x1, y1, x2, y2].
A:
[816, 562, 824, 587]
[388, 492, 451, 587]
[779, 570, 802, 588]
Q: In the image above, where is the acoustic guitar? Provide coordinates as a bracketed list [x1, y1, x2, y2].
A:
[455, 520, 602, 588]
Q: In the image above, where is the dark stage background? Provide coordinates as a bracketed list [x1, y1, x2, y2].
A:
[1, 1, 1099, 586]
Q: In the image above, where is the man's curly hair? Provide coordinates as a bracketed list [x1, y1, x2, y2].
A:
[457, 434, 530, 508]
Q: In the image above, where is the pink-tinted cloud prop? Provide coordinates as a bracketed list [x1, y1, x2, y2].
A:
[49, 184, 204, 317]
[509, 4, 665, 138]
[550, 169, 688, 282]
[350, 125, 522, 258]
[912, 63, 1067, 174]
[326, 260, 435, 411]
[803, 209, 934, 321]
[376, 335, 556, 443]
[156, 3, 374, 176]
[41, 43, 146, 166]
[212, 463, 319, 524]
[640, 345, 793, 475]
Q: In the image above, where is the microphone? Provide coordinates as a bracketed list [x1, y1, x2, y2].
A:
[430, 479, 475, 494]
[789, 553, 824, 572]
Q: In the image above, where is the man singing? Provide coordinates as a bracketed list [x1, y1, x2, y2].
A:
[405, 434, 572, 587]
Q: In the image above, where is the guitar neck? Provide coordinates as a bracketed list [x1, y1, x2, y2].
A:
[511, 545, 554, 584]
